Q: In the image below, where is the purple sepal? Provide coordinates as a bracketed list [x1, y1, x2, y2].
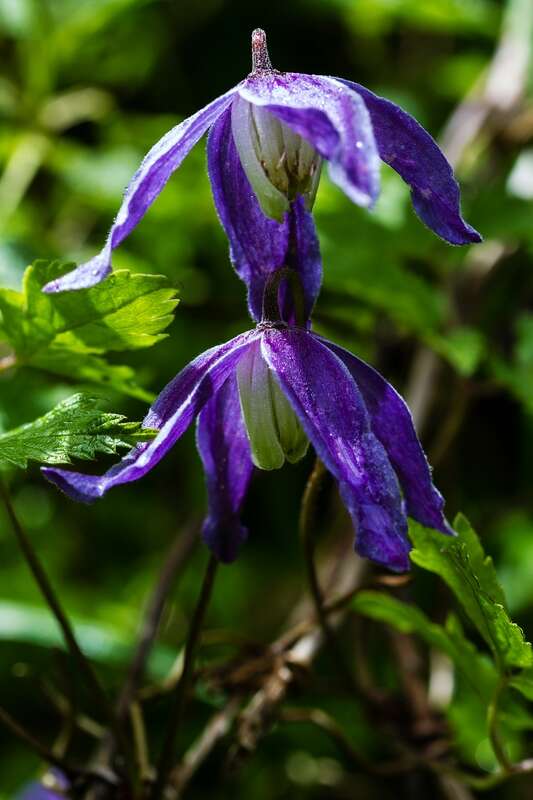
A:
[207, 107, 322, 322]
[337, 79, 481, 245]
[262, 329, 411, 572]
[42, 331, 258, 500]
[43, 87, 238, 293]
[196, 375, 254, 562]
[321, 338, 453, 535]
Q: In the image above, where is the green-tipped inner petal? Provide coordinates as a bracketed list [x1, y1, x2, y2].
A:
[237, 341, 308, 470]
[232, 95, 322, 221]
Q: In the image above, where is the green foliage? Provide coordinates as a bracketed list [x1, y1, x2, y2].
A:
[409, 515, 533, 669]
[0, 261, 178, 399]
[0, 393, 155, 468]
[353, 591, 497, 697]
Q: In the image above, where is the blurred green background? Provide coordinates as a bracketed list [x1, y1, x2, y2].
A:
[1, 0, 533, 797]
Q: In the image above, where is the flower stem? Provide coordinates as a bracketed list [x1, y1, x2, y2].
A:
[487, 673, 513, 773]
[116, 522, 199, 721]
[261, 267, 306, 327]
[299, 458, 357, 692]
[150, 554, 219, 799]
[0, 480, 132, 777]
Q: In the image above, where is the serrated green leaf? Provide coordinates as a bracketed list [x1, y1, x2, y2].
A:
[0, 393, 156, 468]
[0, 260, 178, 398]
[409, 515, 533, 670]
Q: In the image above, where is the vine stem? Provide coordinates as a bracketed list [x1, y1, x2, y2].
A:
[150, 554, 218, 800]
[0, 480, 132, 779]
[487, 673, 513, 773]
[299, 458, 357, 692]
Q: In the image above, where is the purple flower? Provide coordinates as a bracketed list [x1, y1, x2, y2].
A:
[43, 29, 480, 319]
[17, 772, 67, 799]
[42, 282, 451, 572]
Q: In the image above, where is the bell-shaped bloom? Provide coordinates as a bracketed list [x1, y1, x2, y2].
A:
[43, 29, 480, 320]
[42, 307, 452, 572]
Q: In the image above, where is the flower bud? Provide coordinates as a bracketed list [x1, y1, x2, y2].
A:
[237, 340, 308, 470]
[232, 95, 322, 221]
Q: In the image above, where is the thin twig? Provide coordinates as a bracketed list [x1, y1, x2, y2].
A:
[116, 523, 199, 721]
[0, 480, 131, 775]
[150, 554, 219, 800]
[235, 555, 364, 758]
[130, 701, 152, 784]
[279, 707, 415, 776]
[299, 458, 358, 693]
[0, 704, 81, 780]
[487, 674, 513, 774]
[168, 697, 242, 797]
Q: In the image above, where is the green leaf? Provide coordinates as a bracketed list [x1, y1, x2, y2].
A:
[409, 515, 533, 669]
[0, 599, 174, 675]
[0, 393, 156, 468]
[427, 326, 486, 376]
[353, 591, 496, 698]
[490, 313, 533, 414]
[0, 260, 178, 398]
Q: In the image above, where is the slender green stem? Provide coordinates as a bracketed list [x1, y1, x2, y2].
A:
[0, 480, 132, 776]
[150, 554, 219, 799]
[487, 673, 513, 773]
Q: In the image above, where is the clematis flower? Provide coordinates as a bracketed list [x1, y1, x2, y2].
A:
[42, 271, 451, 573]
[43, 29, 480, 320]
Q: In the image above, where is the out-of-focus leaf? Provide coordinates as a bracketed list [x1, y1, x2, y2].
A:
[490, 313, 533, 413]
[0, 393, 155, 468]
[428, 326, 486, 376]
[353, 590, 496, 698]
[0, 0, 36, 37]
[409, 515, 533, 669]
[0, 600, 173, 675]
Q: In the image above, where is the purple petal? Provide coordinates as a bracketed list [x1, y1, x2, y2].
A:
[17, 771, 67, 799]
[17, 785, 62, 800]
[337, 79, 481, 245]
[261, 329, 410, 572]
[42, 330, 258, 501]
[207, 107, 322, 322]
[239, 73, 380, 209]
[43, 87, 238, 293]
[196, 374, 253, 562]
[321, 339, 452, 535]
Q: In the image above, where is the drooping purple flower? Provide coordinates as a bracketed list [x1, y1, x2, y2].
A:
[42, 275, 452, 572]
[17, 771, 67, 799]
[43, 29, 481, 320]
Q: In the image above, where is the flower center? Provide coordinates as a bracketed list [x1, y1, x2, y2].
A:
[232, 99, 322, 221]
[237, 340, 308, 470]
